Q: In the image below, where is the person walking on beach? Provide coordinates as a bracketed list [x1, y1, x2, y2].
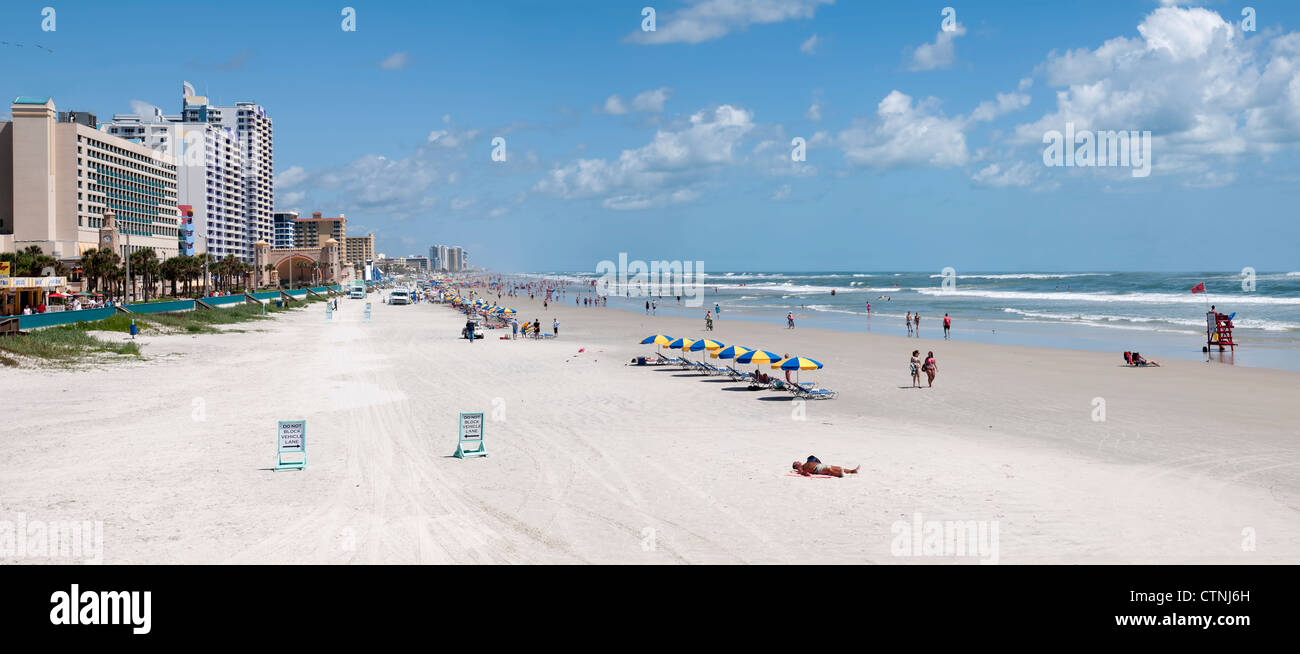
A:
[466, 319, 476, 343]
[787, 311, 795, 329]
[553, 318, 559, 336]
[705, 311, 713, 331]
[914, 313, 921, 335]
[792, 455, 859, 478]
[652, 301, 657, 316]
[645, 300, 650, 314]
[910, 350, 922, 388]
[534, 318, 541, 339]
[943, 313, 951, 340]
[511, 318, 519, 339]
[923, 351, 938, 387]
[715, 302, 720, 316]
[906, 312, 913, 336]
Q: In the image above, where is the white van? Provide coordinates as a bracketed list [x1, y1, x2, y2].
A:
[349, 282, 366, 299]
[389, 289, 411, 305]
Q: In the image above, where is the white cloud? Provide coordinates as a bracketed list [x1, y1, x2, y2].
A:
[426, 128, 480, 148]
[971, 161, 1037, 188]
[277, 165, 310, 189]
[806, 102, 822, 121]
[770, 184, 792, 200]
[626, 0, 833, 45]
[451, 197, 477, 210]
[537, 104, 755, 205]
[1012, 6, 1300, 175]
[839, 90, 970, 168]
[907, 23, 966, 71]
[800, 34, 820, 54]
[969, 91, 1031, 123]
[129, 100, 163, 117]
[379, 52, 410, 70]
[601, 87, 674, 115]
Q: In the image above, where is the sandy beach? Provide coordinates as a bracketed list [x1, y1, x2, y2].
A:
[3, 292, 1298, 564]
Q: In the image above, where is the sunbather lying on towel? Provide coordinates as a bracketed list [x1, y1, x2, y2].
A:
[792, 455, 859, 477]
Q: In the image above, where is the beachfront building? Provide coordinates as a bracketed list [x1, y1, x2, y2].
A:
[273, 211, 298, 249]
[175, 85, 275, 262]
[0, 97, 181, 264]
[252, 238, 351, 289]
[294, 212, 346, 249]
[104, 111, 245, 260]
[429, 244, 467, 272]
[344, 233, 374, 274]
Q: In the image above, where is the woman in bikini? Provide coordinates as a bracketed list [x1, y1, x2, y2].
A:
[792, 455, 859, 477]
[923, 351, 937, 387]
[910, 350, 922, 388]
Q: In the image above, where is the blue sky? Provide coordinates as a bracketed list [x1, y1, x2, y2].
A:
[2, 0, 1298, 272]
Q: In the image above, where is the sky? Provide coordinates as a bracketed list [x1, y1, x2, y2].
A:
[2, 0, 1299, 272]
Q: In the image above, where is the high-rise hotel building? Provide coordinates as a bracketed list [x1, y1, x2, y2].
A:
[105, 109, 244, 259]
[100, 83, 273, 263]
[294, 212, 346, 248]
[345, 233, 374, 272]
[0, 97, 180, 261]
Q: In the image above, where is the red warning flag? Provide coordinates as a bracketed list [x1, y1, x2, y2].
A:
[1191, 282, 1206, 294]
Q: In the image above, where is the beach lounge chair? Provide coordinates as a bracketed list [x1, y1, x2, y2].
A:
[725, 365, 749, 381]
[654, 352, 684, 365]
[701, 362, 728, 375]
[790, 381, 837, 400]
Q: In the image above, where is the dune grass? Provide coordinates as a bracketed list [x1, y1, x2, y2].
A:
[1, 293, 329, 364]
[0, 323, 142, 362]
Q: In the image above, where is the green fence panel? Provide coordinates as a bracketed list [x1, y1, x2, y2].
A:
[19, 307, 117, 330]
[205, 295, 245, 306]
[126, 300, 195, 314]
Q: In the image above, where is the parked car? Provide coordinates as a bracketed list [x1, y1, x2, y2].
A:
[389, 289, 411, 305]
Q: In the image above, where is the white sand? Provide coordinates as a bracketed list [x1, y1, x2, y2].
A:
[3, 292, 1298, 564]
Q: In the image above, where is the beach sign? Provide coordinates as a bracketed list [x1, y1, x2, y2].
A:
[364, 302, 372, 322]
[326, 302, 334, 322]
[275, 420, 307, 471]
[454, 412, 487, 458]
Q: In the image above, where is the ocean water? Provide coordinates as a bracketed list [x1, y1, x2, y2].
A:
[506, 271, 1300, 371]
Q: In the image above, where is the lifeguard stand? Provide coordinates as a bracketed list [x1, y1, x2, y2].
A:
[1207, 311, 1236, 351]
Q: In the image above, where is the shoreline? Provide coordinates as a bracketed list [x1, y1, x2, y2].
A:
[517, 286, 1300, 372]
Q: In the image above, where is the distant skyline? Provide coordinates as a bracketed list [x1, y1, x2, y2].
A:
[2, 0, 1298, 272]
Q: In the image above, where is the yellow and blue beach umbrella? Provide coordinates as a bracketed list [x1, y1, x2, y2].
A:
[735, 349, 782, 365]
[687, 339, 725, 353]
[712, 344, 751, 360]
[771, 356, 823, 370]
[667, 337, 695, 351]
[640, 334, 673, 346]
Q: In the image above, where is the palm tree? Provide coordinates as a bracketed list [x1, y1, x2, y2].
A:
[295, 259, 312, 289]
[162, 257, 183, 297]
[129, 248, 158, 301]
[263, 263, 276, 289]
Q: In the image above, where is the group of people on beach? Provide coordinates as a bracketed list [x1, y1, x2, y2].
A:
[509, 316, 558, 339]
[909, 350, 938, 388]
[904, 312, 952, 340]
